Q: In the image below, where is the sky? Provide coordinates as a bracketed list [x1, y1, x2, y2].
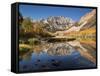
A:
[19, 4, 93, 21]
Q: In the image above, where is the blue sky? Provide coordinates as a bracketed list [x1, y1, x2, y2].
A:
[19, 4, 93, 21]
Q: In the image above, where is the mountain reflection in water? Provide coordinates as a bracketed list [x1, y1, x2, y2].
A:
[19, 41, 96, 72]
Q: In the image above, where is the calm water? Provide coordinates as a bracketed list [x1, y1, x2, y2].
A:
[19, 43, 96, 72]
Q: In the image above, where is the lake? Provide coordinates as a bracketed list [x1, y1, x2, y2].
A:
[19, 42, 96, 72]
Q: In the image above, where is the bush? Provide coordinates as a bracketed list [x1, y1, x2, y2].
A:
[28, 38, 41, 45]
[19, 47, 29, 52]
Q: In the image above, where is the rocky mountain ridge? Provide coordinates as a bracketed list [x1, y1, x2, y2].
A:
[79, 9, 96, 30]
[34, 16, 75, 32]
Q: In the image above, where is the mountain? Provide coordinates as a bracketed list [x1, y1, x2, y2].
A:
[39, 9, 96, 33]
[59, 9, 96, 34]
[40, 16, 74, 32]
[79, 9, 96, 30]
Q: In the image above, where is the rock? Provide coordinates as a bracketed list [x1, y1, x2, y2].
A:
[23, 65, 27, 69]
[35, 63, 38, 66]
[37, 59, 41, 62]
[41, 65, 50, 69]
[51, 60, 61, 67]
[51, 59, 55, 62]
